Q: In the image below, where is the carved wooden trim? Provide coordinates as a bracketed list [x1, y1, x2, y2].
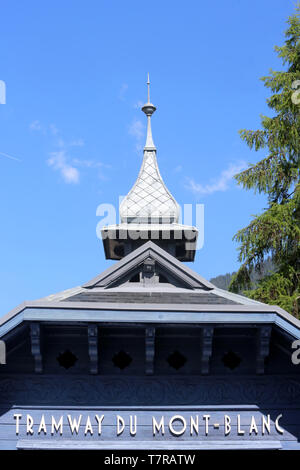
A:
[145, 327, 155, 375]
[1, 375, 300, 406]
[142, 259, 158, 285]
[88, 324, 98, 375]
[201, 327, 214, 375]
[256, 326, 272, 374]
[30, 323, 43, 374]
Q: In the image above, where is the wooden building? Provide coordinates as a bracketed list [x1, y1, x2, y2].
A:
[1, 79, 300, 450]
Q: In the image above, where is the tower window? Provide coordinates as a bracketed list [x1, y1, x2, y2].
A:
[114, 244, 124, 258]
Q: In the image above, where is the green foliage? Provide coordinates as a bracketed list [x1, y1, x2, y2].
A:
[243, 269, 299, 316]
[211, 258, 275, 292]
[229, 5, 300, 317]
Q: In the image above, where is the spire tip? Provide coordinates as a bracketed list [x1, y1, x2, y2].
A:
[142, 73, 156, 149]
[147, 73, 150, 103]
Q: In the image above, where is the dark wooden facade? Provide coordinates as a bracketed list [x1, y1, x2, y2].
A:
[1, 242, 300, 450]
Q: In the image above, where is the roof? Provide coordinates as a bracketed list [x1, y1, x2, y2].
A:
[101, 79, 198, 262]
[119, 82, 180, 224]
[82, 241, 214, 289]
[1, 241, 300, 340]
[119, 150, 180, 223]
[63, 290, 239, 305]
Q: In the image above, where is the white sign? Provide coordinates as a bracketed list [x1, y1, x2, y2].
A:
[14, 412, 284, 437]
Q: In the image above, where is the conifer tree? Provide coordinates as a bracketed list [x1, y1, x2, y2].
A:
[229, 5, 300, 316]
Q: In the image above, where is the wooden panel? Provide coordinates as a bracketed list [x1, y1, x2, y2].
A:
[1, 374, 300, 406]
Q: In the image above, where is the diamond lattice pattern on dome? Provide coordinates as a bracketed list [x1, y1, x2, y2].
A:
[120, 151, 179, 223]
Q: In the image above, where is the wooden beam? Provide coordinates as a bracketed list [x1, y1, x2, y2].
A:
[30, 323, 43, 374]
[145, 327, 155, 375]
[201, 327, 214, 375]
[88, 324, 98, 375]
[256, 326, 272, 374]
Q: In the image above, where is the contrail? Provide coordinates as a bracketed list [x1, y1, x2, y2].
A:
[0, 151, 22, 162]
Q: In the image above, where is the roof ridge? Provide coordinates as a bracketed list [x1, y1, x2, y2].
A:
[82, 241, 214, 290]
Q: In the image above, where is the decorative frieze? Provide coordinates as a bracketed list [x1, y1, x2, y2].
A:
[1, 375, 300, 406]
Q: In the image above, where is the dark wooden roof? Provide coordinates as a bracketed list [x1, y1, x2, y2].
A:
[2, 242, 299, 341]
[63, 290, 241, 305]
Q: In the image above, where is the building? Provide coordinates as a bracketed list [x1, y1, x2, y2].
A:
[1, 78, 300, 450]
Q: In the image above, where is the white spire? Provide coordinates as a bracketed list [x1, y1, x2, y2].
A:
[142, 73, 156, 150]
[119, 75, 180, 224]
[147, 72, 150, 103]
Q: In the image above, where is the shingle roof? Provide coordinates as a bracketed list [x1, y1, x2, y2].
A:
[63, 290, 241, 305]
[35, 242, 262, 308]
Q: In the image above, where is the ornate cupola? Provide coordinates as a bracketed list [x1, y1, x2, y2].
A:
[120, 74, 179, 225]
[101, 75, 198, 261]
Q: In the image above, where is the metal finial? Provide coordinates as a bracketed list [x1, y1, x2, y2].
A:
[142, 73, 156, 150]
[147, 73, 150, 103]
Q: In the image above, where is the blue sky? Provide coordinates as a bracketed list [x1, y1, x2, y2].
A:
[0, 0, 296, 313]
